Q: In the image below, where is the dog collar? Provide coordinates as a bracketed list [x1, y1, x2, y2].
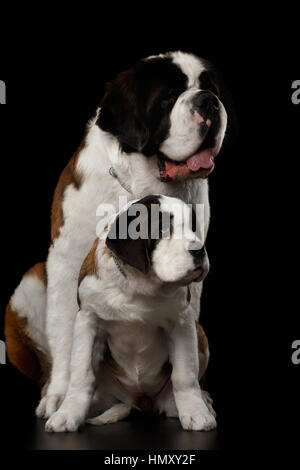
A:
[109, 166, 133, 194]
[110, 250, 128, 279]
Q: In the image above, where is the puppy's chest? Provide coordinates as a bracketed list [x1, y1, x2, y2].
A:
[101, 320, 169, 388]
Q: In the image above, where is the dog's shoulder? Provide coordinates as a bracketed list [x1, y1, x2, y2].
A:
[51, 137, 86, 243]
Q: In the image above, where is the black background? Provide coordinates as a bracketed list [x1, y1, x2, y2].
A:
[0, 7, 299, 454]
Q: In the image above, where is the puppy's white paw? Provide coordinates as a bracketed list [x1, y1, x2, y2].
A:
[158, 397, 179, 418]
[45, 410, 82, 433]
[36, 394, 65, 419]
[179, 400, 217, 431]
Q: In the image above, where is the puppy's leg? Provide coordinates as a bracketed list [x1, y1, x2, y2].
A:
[156, 322, 214, 419]
[45, 310, 103, 432]
[166, 314, 216, 431]
[87, 403, 131, 426]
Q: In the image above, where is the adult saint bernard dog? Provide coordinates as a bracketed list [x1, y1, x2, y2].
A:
[5, 51, 228, 431]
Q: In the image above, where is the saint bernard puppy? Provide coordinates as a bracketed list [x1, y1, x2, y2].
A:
[5, 51, 227, 428]
[8, 196, 216, 432]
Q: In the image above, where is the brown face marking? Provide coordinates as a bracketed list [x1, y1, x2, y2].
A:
[50, 137, 85, 243]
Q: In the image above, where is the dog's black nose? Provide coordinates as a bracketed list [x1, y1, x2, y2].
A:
[189, 245, 206, 260]
[193, 91, 220, 115]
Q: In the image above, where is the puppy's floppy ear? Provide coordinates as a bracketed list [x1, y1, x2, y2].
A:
[97, 68, 149, 153]
[106, 196, 160, 274]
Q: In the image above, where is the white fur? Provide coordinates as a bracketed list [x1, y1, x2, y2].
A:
[11, 272, 49, 357]
[45, 197, 215, 432]
[171, 51, 206, 88]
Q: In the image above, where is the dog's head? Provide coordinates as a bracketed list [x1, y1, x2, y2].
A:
[97, 51, 227, 182]
[106, 195, 209, 285]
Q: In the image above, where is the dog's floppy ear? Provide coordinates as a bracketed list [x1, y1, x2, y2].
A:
[106, 196, 160, 274]
[97, 68, 149, 153]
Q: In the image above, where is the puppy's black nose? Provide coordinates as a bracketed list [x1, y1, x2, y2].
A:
[193, 91, 220, 115]
[189, 245, 206, 260]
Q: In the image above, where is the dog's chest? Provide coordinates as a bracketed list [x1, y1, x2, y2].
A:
[101, 320, 169, 390]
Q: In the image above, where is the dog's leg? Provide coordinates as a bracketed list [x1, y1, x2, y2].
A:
[45, 310, 101, 432]
[166, 314, 216, 431]
[86, 403, 131, 426]
[36, 237, 93, 419]
[156, 322, 215, 419]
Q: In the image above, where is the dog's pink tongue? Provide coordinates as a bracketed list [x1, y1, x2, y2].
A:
[186, 149, 213, 172]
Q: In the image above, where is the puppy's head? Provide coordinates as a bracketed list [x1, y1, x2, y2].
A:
[97, 51, 228, 182]
[106, 195, 209, 285]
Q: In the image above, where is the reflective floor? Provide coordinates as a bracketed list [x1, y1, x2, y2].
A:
[24, 410, 219, 450]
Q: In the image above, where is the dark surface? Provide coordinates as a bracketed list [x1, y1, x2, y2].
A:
[0, 367, 222, 450]
[26, 413, 219, 451]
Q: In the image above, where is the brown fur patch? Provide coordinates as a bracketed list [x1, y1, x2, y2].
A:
[196, 322, 209, 385]
[5, 262, 51, 385]
[26, 261, 47, 284]
[5, 303, 50, 385]
[51, 137, 86, 243]
[101, 244, 111, 258]
[195, 321, 209, 355]
[77, 238, 100, 309]
[78, 238, 100, 288]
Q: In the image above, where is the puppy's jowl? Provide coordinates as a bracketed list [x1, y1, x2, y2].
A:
[5, 51, 228, 431]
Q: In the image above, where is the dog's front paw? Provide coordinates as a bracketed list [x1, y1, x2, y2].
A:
[36, 394, 65, 419]
[45, 410, 82, 433]
[178, 398, 217, 431]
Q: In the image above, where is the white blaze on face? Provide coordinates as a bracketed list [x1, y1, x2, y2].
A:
[151, 196, 205, 283]
[171, 51, 206, 88]
[158, 51, 228, 164]
[159, 88, 205, 161]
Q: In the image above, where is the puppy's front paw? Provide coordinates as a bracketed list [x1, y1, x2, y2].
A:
[179, 398, 217, 431]
[36, 394, 65, 419]
[45, 410, 82, 433]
